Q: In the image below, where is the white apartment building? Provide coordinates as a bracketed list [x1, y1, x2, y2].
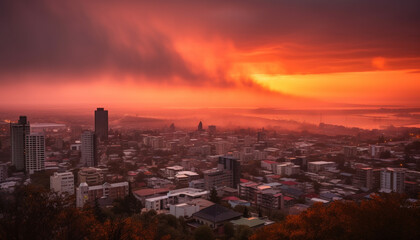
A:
[307, 161, 335, 173]
[81, 131, 96, 167]
[380, 168, 406, 194]
[25, 132, 45, 174]
[50, 171, 75, 195]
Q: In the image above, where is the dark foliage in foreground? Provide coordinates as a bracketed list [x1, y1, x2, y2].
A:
[1, 186, 419, 240]
[251, 194, 420, 240]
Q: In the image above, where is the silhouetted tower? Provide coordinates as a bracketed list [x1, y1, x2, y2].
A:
[169, 123, 175, 132]
[10, 116, 30, 171]
[95, 108, 108, 141]
[198, 121, 203, 131]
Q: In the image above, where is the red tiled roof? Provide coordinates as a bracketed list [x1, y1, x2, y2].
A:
[223, 196, 240, 201]
[304, 193, 319, 198]
[263, 160, 277, 164]
[281, 181, 298, 186]
[133, 188, 169, 197]
[284, 196, 295, 201]
[240, 179, 250, 183]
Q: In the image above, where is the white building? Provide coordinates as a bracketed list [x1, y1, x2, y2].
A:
[25, 132, 45, 174]
[285, 164, 300, 176]
[380, 168, 406, 194]
[145, 195, 169, 211]
[165, 165, 184, 178]
[170, 203, 200, 218]
[369, 145, 386, 158]
[76, 181, 129, 208]
[175, 171, 200, 185]
[144, 188, 209, 211]
[50, 171, 75, 195]
[307, 161, 335, 173]
[81, 131, 96, 167]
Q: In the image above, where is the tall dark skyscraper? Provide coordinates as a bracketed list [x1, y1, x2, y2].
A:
[198, 121, 203, 131]
[10, 116, 30, 171]
[218, 156, 241, 188]
[95, 108, 108, 141]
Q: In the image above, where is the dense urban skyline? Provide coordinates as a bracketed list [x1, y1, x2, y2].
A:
[1, 1, 420, 239]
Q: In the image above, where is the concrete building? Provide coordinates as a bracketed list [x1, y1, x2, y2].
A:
[204, 169, 232, 190]
[208, 125, 216, 134]
[76, 181, 129, 208]
[81, 130, 96, 167]
[343, 146, 358, 157]
[218, 156, 240, 188]
[285, 164, 300, 176]
[144, 188, 209, 211]
[307, 161, 335, 173]
[78, 167, 104, 185]
[10, 116, 30, 171]
[189, 179, 205, 189]
[164, 165, 184, 178]
[50, 171, 75, 195]
[369, 145, 385, 158]
[215, 141, 232, 155]
[145, 195, 169, 211]
[133, 188, 171, 205]
[170, 203, 200, 218]
[94, 108, 108, 141]
[353, 167, 373, 191]
[174, 171, 200, 185]
[25, 132, 45, 174]
[380, 168, 406, 193]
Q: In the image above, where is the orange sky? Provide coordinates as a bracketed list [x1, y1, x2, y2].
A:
[0, 0, 419, 110]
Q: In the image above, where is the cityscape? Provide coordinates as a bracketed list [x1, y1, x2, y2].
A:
[1, 1, 420, 240]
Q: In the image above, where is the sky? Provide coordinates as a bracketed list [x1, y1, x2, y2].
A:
[1, 0, 420, 110]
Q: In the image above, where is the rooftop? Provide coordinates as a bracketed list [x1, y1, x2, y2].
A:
[192, 204, 242, 223]
[230, 217, 266, 228]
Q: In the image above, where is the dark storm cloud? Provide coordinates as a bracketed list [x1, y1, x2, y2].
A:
[1, 0, 420, 82]
[0, 0, 201, 83]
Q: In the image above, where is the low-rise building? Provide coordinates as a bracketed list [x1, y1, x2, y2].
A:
[78, 167, 104, 186]
[50, 171, 75, 195]
[76, 181, 129, 208]
[191, 204, 242, 229]
[307, 161, 335, 173]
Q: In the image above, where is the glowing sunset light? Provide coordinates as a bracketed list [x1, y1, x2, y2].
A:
[0, 0, 419, 114]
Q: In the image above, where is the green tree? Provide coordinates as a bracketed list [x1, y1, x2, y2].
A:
[194, 225, 215, 240]
[209, 187, 220, 204]
[112, 193, 143, 216]
[243, 207, 250, 218]
[234, 225, 252, 240]
[223, 222, 235, 240]
[250, 193, 420, 240]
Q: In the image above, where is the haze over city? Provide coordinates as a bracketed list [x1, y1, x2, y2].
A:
[1, 0, 420, 113]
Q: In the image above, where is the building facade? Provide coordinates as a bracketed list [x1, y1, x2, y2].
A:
[50, 171, 75, 195]
[81, 130, 97, 167]
[380, 168, 406, 193]
[78, 167, 104, 185]
[76, 181, 129, 208]
[25, 132, 45, 174]
[94, 108, 108, 141]
[10, 116, 30, 171]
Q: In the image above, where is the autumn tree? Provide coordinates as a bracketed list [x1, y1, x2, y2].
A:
[250, 193, 420, 240]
